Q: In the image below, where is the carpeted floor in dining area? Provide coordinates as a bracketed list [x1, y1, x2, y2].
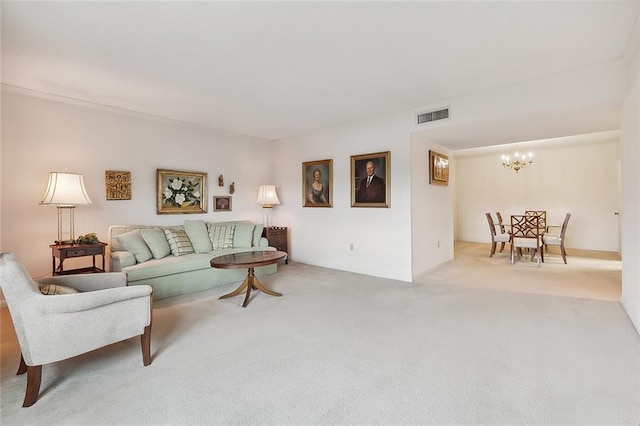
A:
[1, 242, 638, 425]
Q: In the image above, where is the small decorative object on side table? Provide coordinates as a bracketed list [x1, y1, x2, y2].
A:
[50, 242, 107, 276]
[262, 226, 288, 264]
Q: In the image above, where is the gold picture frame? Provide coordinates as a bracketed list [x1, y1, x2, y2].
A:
[351, 151, 390, 208]
[105, 171, 131, 200]
[302, 159, 333, 207]
[429, 150, 449, 186]
[214, 196, 232, 212]
[156, 169, 207, 214]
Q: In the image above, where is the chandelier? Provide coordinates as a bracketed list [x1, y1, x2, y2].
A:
[501, 150, 533, 173]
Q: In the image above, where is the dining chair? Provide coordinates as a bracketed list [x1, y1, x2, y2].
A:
[495, 212, 511, 236]
[510, 214, 544, 266]
[525, 210, 547, 231]
[486, 213, 511, 257]
[543, 212, 571, 263]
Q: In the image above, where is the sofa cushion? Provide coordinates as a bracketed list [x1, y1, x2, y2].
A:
[140, 228, 171, 259]
[208, 225, 235, 249]
[164, 228, 195, 256]
[184, 220, 213, 253]
[252, 224, 264, 246]
[115, 230, 153, 263]
[234, 223, 255, 248]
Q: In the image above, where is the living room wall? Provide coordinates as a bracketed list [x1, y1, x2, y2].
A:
[0, 89, 275, 278]
[620, 38, 640, 334]
[270, 111, 416, 282]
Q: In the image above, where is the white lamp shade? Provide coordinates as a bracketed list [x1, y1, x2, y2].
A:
[40, 172, 92, 206]
[256, 185, 280, 207]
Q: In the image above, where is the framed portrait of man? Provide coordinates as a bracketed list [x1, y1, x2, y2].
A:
[351, 151, 390, 208]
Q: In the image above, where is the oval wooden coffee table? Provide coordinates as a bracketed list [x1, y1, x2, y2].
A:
[210, 251, 287, 308]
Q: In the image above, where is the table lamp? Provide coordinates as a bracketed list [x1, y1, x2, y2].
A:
[40, 172, 92, 244]
[256, 185, 280, 229]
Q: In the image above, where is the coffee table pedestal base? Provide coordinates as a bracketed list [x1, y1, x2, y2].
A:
[219, 267, 282, 308]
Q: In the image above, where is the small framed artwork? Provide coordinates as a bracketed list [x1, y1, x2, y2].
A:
[156, 169, 207, 214]
[105, 171, 131, 200]
[429, 150, 449, 186]
[214, 196, 232, 212]
[302, 159, 333, 207]
[351, 151, 390, 208]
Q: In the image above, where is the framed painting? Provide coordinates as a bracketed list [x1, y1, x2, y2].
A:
[429, 150, 449, 186]
[351, 151, 390, 208]
[302, 159, 333, 207]
[214, 196, 232, 212]
[156, 169, 207, 214]
[105, 171, 131, 200]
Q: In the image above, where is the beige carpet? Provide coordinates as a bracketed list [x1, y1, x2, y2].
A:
[1, 246, 637, 425]
[416, 241, 622, 301]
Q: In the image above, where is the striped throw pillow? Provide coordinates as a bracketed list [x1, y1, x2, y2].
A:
[40, 283, 80, 295]
[164, 228, 195, 256]
[208, 225, 235, 249]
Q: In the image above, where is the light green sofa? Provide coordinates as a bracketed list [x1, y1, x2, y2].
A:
[107, 221, 278, 300]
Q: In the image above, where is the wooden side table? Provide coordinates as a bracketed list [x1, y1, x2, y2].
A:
[262, 226, 288, 264]
[50, 242, 107, 276]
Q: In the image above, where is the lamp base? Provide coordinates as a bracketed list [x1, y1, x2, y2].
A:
[54, 239, 76, 245]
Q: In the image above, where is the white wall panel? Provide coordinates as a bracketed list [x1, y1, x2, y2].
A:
[1, 90, 274, 278]
[272, 113, 415, 282]
[454, 140, 620, 252]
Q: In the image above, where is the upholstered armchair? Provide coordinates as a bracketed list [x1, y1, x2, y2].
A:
[0, 253, 153, 407]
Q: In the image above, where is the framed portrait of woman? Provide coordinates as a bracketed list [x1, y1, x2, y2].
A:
[302, 159, 333, 207]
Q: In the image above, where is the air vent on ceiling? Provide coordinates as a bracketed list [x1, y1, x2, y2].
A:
[416, 108, 449, 125]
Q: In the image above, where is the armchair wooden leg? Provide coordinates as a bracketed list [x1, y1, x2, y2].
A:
[490, 241, 497, 257]
[561, 244, 567, 264]
[500, 242, 505, 252]
[23, 365, 42, 407]
[17, 354, 27, 375]
[141, 325, 152, 366]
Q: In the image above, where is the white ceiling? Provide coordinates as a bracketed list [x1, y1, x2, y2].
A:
[2, 1, 639, 145]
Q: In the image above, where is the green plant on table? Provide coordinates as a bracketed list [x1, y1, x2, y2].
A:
[76, 233, 99, 245]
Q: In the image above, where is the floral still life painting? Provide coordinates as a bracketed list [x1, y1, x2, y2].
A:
[156, 169, 207, 214]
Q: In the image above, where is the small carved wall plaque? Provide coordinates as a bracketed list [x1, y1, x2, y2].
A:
[105, 171, 132, 200]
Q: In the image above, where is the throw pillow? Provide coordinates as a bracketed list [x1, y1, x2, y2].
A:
[252, 224, 264, 247]
[208, 225, 235, 249]
[39, 283, 80, 295]
[140, 228, 171, 259]
[184, 220, 213, 253]
[164, 228, 195, 256]
[233, 224, 255, 248]
[115, 230, 153, 263]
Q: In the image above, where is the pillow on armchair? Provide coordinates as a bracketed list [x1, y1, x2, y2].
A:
[39, 284, 80, 295]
